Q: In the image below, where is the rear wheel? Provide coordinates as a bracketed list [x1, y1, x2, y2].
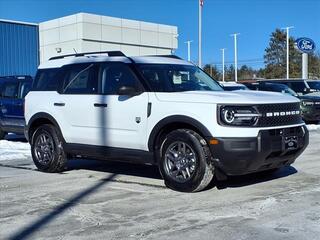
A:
[0, 128, 6, 140]
[31, 124, 67, 173]
[158, 129, 214, 192]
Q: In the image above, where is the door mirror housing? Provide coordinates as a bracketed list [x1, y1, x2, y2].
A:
[117, 86, 139, 96]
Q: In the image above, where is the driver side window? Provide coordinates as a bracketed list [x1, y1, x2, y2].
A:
[99, 63, 141, 95]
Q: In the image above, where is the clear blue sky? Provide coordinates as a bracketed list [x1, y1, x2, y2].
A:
[1, 0, 319, 69]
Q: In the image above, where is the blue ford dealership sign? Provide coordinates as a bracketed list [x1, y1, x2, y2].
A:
[295, 37, 316, 54]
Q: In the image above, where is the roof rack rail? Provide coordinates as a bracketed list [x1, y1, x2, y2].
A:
[49, 51, 126, 60]
[146, 55, 182, 60]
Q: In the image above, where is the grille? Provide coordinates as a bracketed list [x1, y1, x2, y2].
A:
[256, 102, 303, 127]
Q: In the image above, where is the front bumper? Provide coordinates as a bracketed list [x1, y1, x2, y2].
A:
[208, 125, 309, 176]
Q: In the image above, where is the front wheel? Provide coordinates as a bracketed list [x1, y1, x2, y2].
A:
[31, 124, 67, 173]
[158, 129, 214, 192]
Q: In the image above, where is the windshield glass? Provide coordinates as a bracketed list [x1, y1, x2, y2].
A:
[307, 81, 320, 91]
[138, 64, 223, 92]
[268, 84, 298, 96]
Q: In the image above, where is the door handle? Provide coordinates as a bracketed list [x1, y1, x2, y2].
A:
[54, 103, 65, 107]
[94, 103, 108, 108]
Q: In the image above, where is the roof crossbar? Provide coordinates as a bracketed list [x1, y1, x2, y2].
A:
[49, 51, 126, 60]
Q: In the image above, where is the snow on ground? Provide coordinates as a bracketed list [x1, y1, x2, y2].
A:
[307, 124, 320, 131]
[0, 139, 30, 161]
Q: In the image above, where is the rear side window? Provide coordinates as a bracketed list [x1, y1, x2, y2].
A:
[1, 82, 19, 98]
[62, 64, 97, 94]
[33, 69, 60, 91]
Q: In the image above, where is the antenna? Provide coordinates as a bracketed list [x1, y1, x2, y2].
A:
[73, 48, 78, 54]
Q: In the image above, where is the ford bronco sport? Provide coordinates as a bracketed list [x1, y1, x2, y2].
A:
[25, 51, 309, 192]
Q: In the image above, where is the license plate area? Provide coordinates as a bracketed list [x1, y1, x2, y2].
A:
[284, 136, 298, 150]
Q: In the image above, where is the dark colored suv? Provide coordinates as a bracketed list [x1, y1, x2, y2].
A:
[0, 76, 33, 139]
[307, 80, 320, 93]
[260, 79, 312, 95]
[245, 82, 320, 123]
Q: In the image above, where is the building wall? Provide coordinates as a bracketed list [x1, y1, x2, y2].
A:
[39, 13, 178, 62]
[0, 20, 39, 76]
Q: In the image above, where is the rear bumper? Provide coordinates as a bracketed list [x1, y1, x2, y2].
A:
[208, 125, 309, 176]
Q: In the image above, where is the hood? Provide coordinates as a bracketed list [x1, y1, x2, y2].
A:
[155, 90, 300, 104]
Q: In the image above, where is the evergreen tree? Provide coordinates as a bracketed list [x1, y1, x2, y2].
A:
[264, 29, 301, 79]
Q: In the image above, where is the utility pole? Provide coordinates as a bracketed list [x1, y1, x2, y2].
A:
[282, 26, 294, 79]
[230, 33, 240, 82]
[221, 48, 226, 82]
[198, 0, 203, 68]
[185, 40, 193, 62]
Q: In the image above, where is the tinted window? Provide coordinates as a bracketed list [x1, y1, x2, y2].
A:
[308, 81, 320, 90]
[289, 82, 307, 93]
[62, 64, 97, 94]
[99, 63, 141, 94]
[1, 82, 19, 98]
[138, 64, 223, 92]
[33, 68, 60, 91]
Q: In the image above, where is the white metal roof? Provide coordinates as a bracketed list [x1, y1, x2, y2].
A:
[38, 55, 192, 69]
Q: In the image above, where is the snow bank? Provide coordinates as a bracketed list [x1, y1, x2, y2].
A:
[0, 140, 30, 161]
[307, 124, 320, 132]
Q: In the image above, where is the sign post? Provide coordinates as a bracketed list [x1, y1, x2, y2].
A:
[294, 37, 316, 79]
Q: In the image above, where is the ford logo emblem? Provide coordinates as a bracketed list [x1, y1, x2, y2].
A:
[295, 37, 316, 54]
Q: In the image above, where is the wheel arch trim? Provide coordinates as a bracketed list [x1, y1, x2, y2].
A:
[27, 112, 65, 144]
[147, 115, 212, 151]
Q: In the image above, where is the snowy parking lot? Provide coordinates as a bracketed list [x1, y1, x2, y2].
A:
[0, 125, 320, 240]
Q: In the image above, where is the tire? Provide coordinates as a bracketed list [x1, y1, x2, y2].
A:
[31, 124, 67, 173]
[158, 129, 214, 192]
[0, 128, 5, 140]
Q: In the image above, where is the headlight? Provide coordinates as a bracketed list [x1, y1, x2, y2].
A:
[219, 106, 261, 126]
[301, 100, 314, 106]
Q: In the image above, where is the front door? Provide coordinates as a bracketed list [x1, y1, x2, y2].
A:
[97, 62, 149, 150]
[10, 81, 32, 128]
[0, 81, 19, 128]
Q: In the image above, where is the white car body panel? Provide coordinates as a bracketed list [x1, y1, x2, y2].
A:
[25, 55, 305, 153]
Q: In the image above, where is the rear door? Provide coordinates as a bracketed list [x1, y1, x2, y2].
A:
[56, 63, 102, 145]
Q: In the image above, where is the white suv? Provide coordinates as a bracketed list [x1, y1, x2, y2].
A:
[25, 51, 309, 192]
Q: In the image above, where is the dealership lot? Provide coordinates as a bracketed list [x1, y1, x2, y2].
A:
[0, 126, 320, 240]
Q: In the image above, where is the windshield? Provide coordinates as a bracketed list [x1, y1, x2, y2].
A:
[138, 64, 223, 92]
[267, 84, 298, 96]
[307, 81, 320, 91]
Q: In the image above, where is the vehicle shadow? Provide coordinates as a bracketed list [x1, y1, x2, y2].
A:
[66, 158, 297, 190]
[67, 158, 163, 180]
[211, 166, 298, 190]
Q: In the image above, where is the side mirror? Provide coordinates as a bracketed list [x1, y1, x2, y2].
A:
[117, 86, 138, 96]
